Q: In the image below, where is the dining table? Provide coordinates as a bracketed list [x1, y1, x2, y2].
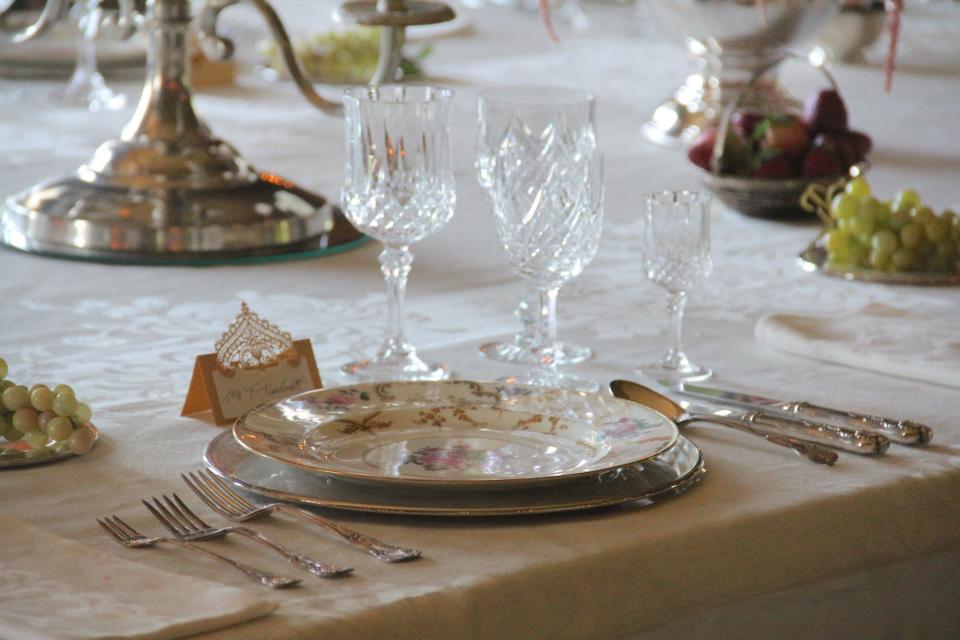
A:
[2, 1, 959, 638]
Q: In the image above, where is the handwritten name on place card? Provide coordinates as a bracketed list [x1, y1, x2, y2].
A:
[182, 340, 322, 425]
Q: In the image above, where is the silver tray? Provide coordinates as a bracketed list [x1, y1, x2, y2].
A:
[0, 424, 100, 469]
[204, 431, 705, 517]
[799, 245, 960, 286]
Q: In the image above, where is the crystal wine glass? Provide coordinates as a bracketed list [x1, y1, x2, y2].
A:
[477, 86, 603, 390]
[477, 283, 593, 365]
[54, 0, 126, 112]
[639, 190, 713, 383]
[341, 85, 456, 382]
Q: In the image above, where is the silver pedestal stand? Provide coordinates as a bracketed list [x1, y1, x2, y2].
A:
[0, 0, 454, 263]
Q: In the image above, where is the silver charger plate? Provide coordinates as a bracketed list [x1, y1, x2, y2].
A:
[204, 431, 705, 517]
[799, 245, 960, 286]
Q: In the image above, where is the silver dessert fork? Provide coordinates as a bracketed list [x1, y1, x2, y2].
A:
[182, 470, 422, 563]
[142, 494, 353, 579]
[96, 515, 301, 589]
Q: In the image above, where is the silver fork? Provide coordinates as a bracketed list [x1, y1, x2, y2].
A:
[142, 494, 353, 579]
[96, 515, 301, 589]
[182, 470, 422, 563]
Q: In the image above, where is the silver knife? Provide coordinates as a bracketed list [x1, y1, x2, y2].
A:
[672, 382, 932, 446]
[676, 400, 889, 456]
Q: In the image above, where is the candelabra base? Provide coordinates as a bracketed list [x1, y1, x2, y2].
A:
[0, 172, 364, 264]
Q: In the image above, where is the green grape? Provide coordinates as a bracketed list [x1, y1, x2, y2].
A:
[849, 243, 870, 267]
[900, 223, 923, 250]
[52, 392, 77, 417]
[889, 210, 910, 231]
[836, 217, 855, 236]
[30, 386, 54, 412]
[2, 385, 29, 411]
[924, 218, 950, 243]
[0, 380, 13, 392]
[894, 188, 920, 211]
[936, 240, 956, 261]
[846, 177, 871, 199]
[871, 229, 899, 259]
[826, 230, 850, 258]
[22, 430, 48, 450]
[831, 193, 861, 220]
[0, 413, 9, 436]
[911, 206, 936, 226]
[3, 427, 23, 442]
[849, 214, 875, 239]
[12, 407, 38, 433]
[68, 427, 96, 455]
[46, 416, 73, 442]
[861, 198, 886, 225]
[72, 402, 92, 426]
[53, 384, 74, 396]
[869, 248, 891, 270]
[0, 358, 7, 379]
[891, 249, 914, 271]
[38, 410, 55, 433]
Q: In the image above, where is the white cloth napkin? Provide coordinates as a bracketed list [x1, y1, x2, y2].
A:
[755, 303, 960, 389]
[0, 517, 275, 640]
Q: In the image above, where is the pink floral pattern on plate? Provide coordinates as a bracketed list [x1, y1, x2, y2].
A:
[406, 444, 485, 472]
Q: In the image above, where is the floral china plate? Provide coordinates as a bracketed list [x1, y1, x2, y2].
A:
[206, 430, 704, 517]
[233, 381, 679, 489]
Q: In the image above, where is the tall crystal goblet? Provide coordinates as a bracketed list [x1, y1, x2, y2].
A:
[341, 85, 456, 381]
[477, 86, 603, 391]
[639, 190, 713, 383]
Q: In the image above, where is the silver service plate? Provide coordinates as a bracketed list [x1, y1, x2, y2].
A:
[799, 246, 960, 286]
[204, 431, 705, 517]
[0, 424, 100, 469]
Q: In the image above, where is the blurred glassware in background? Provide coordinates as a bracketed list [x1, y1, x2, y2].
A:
[52, 0, 126, 111]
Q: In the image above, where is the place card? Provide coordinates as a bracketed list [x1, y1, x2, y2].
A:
[182, 303, 322, 425]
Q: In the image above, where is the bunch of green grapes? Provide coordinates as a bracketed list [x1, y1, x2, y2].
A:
[825, 177, 960, 273]
[0, 358, 97, 460]
[259, 28, 425, 84]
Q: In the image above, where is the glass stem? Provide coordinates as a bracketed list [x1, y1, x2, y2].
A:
[665, 291, 687, 368]
[536, 287, 559, 373]
[378, 245, 414, 359]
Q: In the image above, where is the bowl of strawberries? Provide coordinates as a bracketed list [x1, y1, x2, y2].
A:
[688, 67, 872, 219]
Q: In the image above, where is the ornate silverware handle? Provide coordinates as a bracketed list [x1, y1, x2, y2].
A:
[745, 410, 890, 455]
[782, 402, 933, 445]
[168, 538, 301, 588]
[227, 526, 352, 578]
[683, 415, 838, 465]
[275, 504, 422, 562]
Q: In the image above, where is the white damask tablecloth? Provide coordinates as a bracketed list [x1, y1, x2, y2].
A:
[2, 2, 960, 639]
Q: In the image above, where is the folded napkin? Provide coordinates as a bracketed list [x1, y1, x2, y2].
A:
[0, 517, 275, 640]
[756, 303, 960, 389]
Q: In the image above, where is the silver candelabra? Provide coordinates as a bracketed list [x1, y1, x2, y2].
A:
[0, 0, 455, 262]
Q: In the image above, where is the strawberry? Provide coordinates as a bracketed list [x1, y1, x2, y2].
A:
[804, 89, 849, 135]
[802, 147, 841, 178]
[687, 128, 718, 171]
[753, 152, 797, 179]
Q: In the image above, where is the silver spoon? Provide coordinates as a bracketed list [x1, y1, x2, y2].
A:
[610, 380, 838, 466]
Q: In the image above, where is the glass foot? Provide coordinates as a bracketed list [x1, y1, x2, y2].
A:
[479, 338, 592, 365]
[54, 75, 126, 112]
[341, 356, 450, 382]
[640, 358, 712, 385]
[499, 370, 598, 393]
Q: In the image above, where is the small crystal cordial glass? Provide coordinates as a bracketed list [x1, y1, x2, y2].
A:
[639, 190, 713, 383]
[341, 85, 456, 382]
[477, 86, 604, 391]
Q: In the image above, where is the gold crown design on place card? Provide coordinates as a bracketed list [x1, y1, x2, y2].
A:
[182, 303, 322, 425]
